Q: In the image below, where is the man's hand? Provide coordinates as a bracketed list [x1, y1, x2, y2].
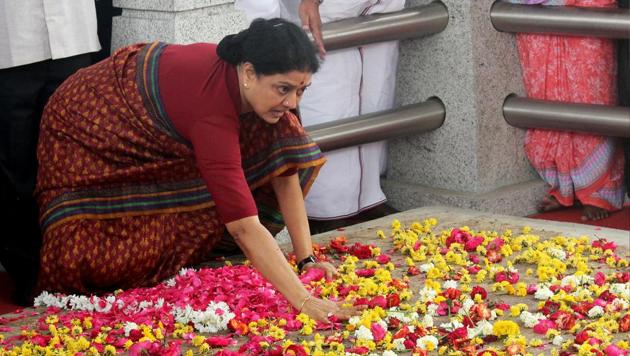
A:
[299, 0, 326, 58]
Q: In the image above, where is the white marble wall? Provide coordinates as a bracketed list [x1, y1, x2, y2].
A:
[110, 0, 546, 216]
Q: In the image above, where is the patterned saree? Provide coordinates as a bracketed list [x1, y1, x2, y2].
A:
[35, 43, 325, 294]
[512, 0, 626, 210]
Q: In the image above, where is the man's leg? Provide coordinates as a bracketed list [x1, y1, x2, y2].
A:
[0, 61, 48, 305]
[0, 54, 92, 305]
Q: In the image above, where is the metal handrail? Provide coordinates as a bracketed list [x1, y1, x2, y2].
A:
[502, 95, 630, 138]
[308, 98, 446, 151]
[318, 2, 449, 51]
[491, 1, 630, 39]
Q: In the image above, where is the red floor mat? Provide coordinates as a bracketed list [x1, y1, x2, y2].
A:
[529, 205, 630, 231]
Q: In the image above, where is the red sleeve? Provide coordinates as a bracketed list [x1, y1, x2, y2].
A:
[158, 43, 257, 224]
[189, 116, 258, 223]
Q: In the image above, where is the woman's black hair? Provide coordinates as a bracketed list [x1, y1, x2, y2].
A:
[217, 18, 319, 75]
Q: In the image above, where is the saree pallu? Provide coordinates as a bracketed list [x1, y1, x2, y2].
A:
[515, 0, 626, 211]
[35, 43, 325, 294]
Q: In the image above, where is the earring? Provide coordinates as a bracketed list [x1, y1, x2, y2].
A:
[244, 82, 249, 88]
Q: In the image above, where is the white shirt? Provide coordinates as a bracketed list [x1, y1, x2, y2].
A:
[0, 0, 101, 69]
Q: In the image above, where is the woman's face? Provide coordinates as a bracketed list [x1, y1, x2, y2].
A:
[240, 63, 312, 124]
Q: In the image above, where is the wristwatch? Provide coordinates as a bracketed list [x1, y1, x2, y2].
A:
[297, 255, 317, 273]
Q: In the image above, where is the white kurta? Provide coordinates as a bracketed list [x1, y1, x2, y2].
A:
[235, 0, 405, 219]
[0, 0, 100, 69]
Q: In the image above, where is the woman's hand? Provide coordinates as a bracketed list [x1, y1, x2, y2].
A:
[301, 296, 363, 323]
[302, 260, 337, 280]
[299, 0, 326, 58]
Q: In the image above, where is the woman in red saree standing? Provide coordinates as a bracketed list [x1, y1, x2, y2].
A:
[512, 0, 626, 220]
[35, 18, 358, 322]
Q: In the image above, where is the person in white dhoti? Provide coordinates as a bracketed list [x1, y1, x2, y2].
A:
[235, 0, 404, 231]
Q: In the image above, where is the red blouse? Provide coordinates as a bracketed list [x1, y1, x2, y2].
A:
[157, 43, 257, 223]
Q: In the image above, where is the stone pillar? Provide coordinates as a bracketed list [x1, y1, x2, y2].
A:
[111, 0, 247, 51]
[383, 0, 546, 216]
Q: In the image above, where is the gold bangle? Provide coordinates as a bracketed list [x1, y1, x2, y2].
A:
[298, 294, 311, 313]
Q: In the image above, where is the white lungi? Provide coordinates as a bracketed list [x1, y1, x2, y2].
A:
[235, 0, 405, 219]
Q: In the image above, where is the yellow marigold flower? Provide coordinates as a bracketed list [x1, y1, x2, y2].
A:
[505, 334, 527, 347]
[124, 340, 133, 350]
[492, 320, 520, 337]
[522, 226, 531, 234]
[45, 315, 59, 324]
[154, 328, 164, 340]
[199, 343, 210, 352]
[300, 324, 314, 335]
[104, 345, 117, 355]
[268, 325, 286, 340]
[71, 326, 83, 336]
[192, 335, 205, 347]
[460, 273, 472, 284]
[76, 337, 91, 351]
[405, 257, 415, 267]
[82, 318, 93, 330]
[500, 244, 513, 257]
[515, 282, 528, 297]
[529, 338, 544, 347]
[427, 268, 443, 279]
[545, 329, 560, 339]
[185, 350, 194, 356]
[356, 339, 377, 350]
[476, 270, 487, 283]
[510, 304, 528, 317]
[377, 230, 386, 239]
[330, 341, 345, 353]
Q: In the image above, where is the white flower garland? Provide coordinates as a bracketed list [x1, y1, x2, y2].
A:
[171, 302, 234, 333]
[33, 269, 235, 334]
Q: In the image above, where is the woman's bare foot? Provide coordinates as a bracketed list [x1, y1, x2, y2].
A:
[537, 195, 563, 213]
[581, 205, 609, 221]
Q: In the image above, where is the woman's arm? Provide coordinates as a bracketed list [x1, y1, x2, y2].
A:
[225, 216, 357, 321]
[226, 216, 309, 308]
[271, 173, 312, 261]
[271, 173, 337, 278]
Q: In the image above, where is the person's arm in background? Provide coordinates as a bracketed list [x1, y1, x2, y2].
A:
[299, 0, 326, 58]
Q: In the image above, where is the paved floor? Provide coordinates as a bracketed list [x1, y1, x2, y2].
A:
[298, 205, 629, 250]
